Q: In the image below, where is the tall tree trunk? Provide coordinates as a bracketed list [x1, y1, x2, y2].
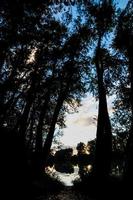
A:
[95, 76, 112, 178]
[17, 94, 33, 140]
[42, 93, 65, 167]
[16, 69, 39, 142]
[35, 94, 50, 153]
[42, 82, 70, 170]
[15, 76, 36, 148]
[33, 92, 51, 176]
[124, 50, 133, 183]
[94, 36, 112, 178]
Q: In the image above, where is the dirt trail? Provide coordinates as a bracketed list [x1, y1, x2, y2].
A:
[37, 187, 93, 200]
[51, 188, 80, 200]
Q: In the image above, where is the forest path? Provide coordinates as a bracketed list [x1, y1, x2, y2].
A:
[37, 187, 94, 200]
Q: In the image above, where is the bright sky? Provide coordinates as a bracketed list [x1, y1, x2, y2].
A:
[60, 95, 98, 146]
[58, 0, 128, 147]
[59, 95, 114, 147]
[115, 0, 129, 8]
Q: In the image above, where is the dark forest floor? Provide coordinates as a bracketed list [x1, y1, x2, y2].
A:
[35, 186, 94, 200]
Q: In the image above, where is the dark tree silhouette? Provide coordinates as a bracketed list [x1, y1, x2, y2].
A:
[87, 0, 116, 178]
[1, 1, 133, 199]
[114, 0, 133, 184]
[0, 0, 91, 181]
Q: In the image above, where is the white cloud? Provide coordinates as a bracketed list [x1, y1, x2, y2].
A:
[59, 94, 114, 147]
[60, 95, 98, 146]
[73, 115, 97, 126]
